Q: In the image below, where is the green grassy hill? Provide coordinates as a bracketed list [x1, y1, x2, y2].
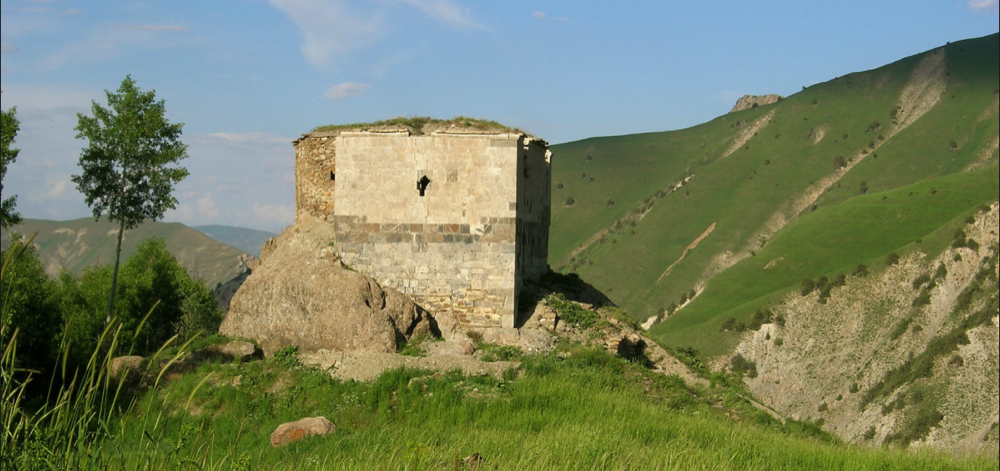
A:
[1, 217, 246, 288]
[193, 224, 276, 257]
[548, 33, 999, 356]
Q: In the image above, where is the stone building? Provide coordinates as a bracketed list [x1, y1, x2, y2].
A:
[292, 123, 551, 329]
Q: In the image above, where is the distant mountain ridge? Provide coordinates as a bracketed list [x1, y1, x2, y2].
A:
[1, 218, 247, 289]
[193, 225, 277, 257]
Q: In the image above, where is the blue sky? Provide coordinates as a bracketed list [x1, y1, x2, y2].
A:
[2, 0, 997, 232]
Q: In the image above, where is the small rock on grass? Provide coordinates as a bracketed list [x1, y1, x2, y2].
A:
[269, 417, 336, 447]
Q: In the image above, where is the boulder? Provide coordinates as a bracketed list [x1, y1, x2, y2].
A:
[220, 220, 433, 356]
[109, 356, 143, 382]
[211, 340, 262, 362]
[269, 417, 336, 447]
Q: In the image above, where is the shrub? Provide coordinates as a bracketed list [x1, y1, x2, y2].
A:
[912, 290, 932, 307]
[854, 263, 869, 277]
[889, 317, 913, 340]
[606, 199, 615, 207]
[831, 274, 847, 288]
[270, 345, 301, 368]
[833, 155, 847, 170]
[556, 183, 564, 190]
[565, 197, 575, 206]
[748, 309, 773, 331]
[886, 252, 900, 266]
[933, 263, 948, 280]
[664, 302, 678, 317]
[911, 273, 931, 290]
[730, 354, 757, 378]
[720, 317, 746, 332]
[480, 344, 522, 362]
[859, 181, 868, 195]
[545, 293, 598, 329]
[774, 338, 784, 346]
[800, 278, 816, 296]
[949, 139, 958, 150]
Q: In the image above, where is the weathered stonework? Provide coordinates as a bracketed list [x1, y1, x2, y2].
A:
[292, 129, 551, 329]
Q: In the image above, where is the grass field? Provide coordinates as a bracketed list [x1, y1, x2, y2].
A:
[19, 341, 996, 471]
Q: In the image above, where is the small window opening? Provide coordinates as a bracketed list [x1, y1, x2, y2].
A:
[329, 171, 336, 181]
[417, 175, 431, 196]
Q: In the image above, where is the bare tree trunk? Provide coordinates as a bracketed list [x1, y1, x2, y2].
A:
[105, 218, 126, 325]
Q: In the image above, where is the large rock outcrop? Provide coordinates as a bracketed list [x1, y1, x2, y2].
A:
[730, 94, 783, 113]
[219, 219, 433, 355]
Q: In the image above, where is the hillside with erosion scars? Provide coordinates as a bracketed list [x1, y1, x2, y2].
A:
[728, 203, 999, 453]
[696, 49, 951, 289]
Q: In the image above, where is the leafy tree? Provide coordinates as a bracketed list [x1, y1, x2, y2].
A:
[116, 238, 220, 353]
[1, 101, 22, 228]
[1, 237, 61, 374]
[72, 76, 189, 324]
[58, 238, 221, 359]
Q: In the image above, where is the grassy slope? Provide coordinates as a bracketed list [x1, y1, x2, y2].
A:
[84, 345, 995, 470]
[193, 224, 277, 257]
[548, 34, 999, 347]
[0, 217, 246, 288]
[653, 167, 998, 357]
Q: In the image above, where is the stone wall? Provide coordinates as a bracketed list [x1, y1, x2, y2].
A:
[293, 131, 550, 329]
[515, 138, 551, 293]
[294, 132, 337, 224]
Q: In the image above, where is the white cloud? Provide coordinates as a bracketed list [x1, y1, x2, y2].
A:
[0, 83, 96, 110]
[253, 203, 295, 228]
[42, 24, 193, 69]
[271, 0, 480, 66]
[323, 82, 372, 100]
[269, 0, 385, 67]
[968, 0, 998, 9]
[8, 6, 82, 15]
[530, 11, 570, 23]
[196, 194, 221, 219]
[1, 42, 18, 54]
[45, 179, 70, 199]
[189, 132, 292, 146]
[99, 23, 193, 32]
[396, 0, 480, 29]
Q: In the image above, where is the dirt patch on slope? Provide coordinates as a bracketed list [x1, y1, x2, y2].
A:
[892, 48, 947, 136]
[657, 223, 716, 283]
[723, 111, 775, 159]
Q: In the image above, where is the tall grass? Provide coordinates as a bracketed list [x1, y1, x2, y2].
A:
[2, 237, 198, 469]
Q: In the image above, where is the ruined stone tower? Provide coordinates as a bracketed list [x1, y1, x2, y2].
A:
[293, 123, 551, 329]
